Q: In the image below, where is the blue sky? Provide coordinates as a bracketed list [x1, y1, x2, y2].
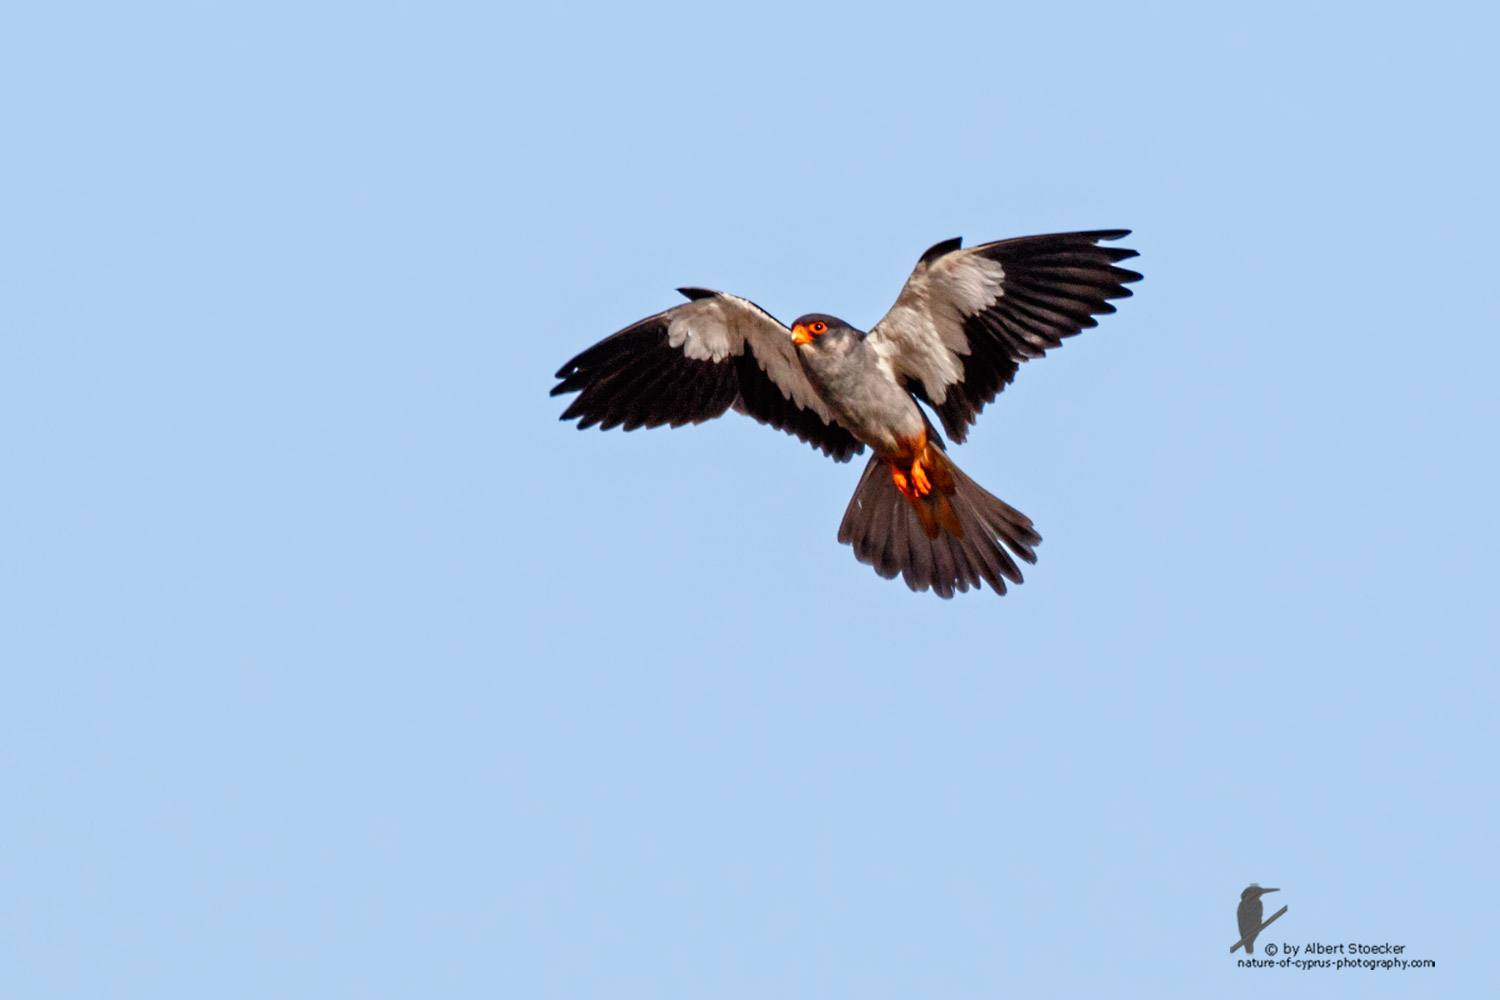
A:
[4, 2, 1497, 996]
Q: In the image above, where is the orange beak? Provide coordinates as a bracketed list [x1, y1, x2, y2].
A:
[791, 323, 813, 345]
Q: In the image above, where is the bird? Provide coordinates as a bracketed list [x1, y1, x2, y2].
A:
[1237, 885, 1280, 953]
[551, 230, 1141, 597]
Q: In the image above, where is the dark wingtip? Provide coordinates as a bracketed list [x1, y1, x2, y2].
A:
[1087, 230, 1140, 266]
[677, 287, 717, 301]
[919, 237, 963, 265]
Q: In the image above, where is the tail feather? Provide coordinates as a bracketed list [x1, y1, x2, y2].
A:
[865, 480, 900, 579]
[838, 449, 1040, 598]
[928, 524, 960, 596]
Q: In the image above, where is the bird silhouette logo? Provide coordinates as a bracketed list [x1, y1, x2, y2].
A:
[1231, 884, 1287, 953]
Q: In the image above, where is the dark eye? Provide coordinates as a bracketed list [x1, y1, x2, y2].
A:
[810, 321, 827, 334]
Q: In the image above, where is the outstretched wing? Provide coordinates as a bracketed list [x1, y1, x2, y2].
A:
[552, 289, 863, 462]
[867, 231, 1141, 443]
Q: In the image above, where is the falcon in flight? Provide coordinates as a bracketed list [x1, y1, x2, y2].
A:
[551, 230, 1141, 598]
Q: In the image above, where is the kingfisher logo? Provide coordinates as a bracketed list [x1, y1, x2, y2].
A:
[1231, 884, 1287, 953]
[1228, 884, 1436, 971]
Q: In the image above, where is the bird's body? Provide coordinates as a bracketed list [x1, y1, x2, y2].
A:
[790, 315, 924, 455]
[551, 231, 1141, 597]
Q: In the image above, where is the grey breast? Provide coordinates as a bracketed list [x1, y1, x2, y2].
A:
[800, 334, 922, 453]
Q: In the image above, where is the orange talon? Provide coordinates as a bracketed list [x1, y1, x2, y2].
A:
[910, 457, 932, 497]
[891, 468, 911, 497]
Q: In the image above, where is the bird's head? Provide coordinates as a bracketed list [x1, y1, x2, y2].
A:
[1241, 885, 1279, 901]
[790, 314, 858, 349]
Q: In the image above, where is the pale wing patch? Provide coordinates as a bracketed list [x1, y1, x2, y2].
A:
[666, 292, 838, 424]
[930, 253, 1006, 343]
[666, 298, 743, 362]
[716, 293, 841, 422]
[868, 251, 1009, 404]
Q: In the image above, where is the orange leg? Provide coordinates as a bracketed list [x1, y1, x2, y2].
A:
[910, 456, 932, 497]
[889, 457, 932, 500]
[888, 430, 937, 501]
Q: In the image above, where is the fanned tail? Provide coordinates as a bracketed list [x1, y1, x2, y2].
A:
[837, 446, 1040, 598]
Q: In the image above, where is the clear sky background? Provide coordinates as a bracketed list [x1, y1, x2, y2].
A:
[4, 2, 1497, 997]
